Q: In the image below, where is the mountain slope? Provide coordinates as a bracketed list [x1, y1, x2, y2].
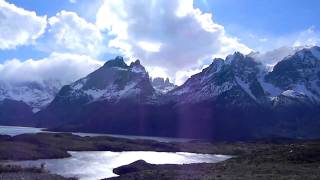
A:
[0, 99, 35, 126]
[36, 56, 158, 127]
[168, 53, 264, 106]
[266, 46, 320, 105]
[35, 47, 320, 140]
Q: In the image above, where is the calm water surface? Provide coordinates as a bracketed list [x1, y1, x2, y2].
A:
[0, 125, 192, 142]
[10, 151, 231, 180]
[0, 126, 43, 136]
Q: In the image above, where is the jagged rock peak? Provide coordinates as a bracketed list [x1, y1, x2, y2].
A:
[130, 59, 143, 69]
[115, 56, 124, 61]
[129, 59, 147, 75]
[130, 59, 141, 66]
[164, 77, 170, 84]
[283, 46, 320, 61]
[152, 77, 166, 84]
[205, 58, 225, 74]
[151, 77, 176, 93]
[103, 56, 128, 68]
[296, 46, 320, 59]
[224, 51, 245, 65]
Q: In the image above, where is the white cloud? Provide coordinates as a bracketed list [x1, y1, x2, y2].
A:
[137, 41, 162, 53]
[146, 66, 168, 80]
[96, 0, 251, 84]
[247, 26, 320, 54]
[0, 52, 103, 84]
[248, 26, 320, 66]
[69, 0, 77, 3]
[292, 26, 319, 47]
[0, 0, 47, 49]
[250, 46, 299, 66]
[267, 26, 320, 49]
[259, 38, 268, 42]
[38, 10, 104, 57]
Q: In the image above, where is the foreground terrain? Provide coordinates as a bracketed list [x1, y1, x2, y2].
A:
[0, 133, 251, 160]
[110, 140, 320, 179]
[0, 133, 319, 179]
[0, 164, 75, 180]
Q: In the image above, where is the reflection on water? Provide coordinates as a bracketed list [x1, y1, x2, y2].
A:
[12, 151, 231, 180]
[0, 125, 193, 142]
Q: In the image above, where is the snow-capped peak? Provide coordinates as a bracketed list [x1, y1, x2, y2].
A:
[310, 46, 320, 59]
[225, 51, 245, 64]
[151, 77, 176, 93]
[60, 56, 155, 104]
[130, 60, 148, 75]
[205, 58, 224, 75]
[103, 56, 127, 68]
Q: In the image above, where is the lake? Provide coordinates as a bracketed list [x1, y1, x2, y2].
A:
[9, 151, 231, 180]
[0, 126, 44, 136]
[0, 126, 231, 179]
[0, 125, 192, 143]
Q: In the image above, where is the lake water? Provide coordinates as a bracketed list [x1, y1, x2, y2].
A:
[0, 126, 43, 136]
[0, 126, 230, 179]
[10, 151, 231, 180]
[0, 125, 192, 142]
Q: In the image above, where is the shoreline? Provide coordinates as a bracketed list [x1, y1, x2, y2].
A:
[109, 140, 320, 179]
[0, 125, 195, 143]
[0, 132, 246, 161]
[0, 133, 319, 179]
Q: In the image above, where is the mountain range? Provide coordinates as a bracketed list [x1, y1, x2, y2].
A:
[0, 80, 63, 113]
[1, 46, 320, 140]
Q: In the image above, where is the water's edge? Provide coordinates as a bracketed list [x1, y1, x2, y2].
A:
[0, 125, 193, 143]
[0, 125, 231, 180]
[6, 151, 231, 180]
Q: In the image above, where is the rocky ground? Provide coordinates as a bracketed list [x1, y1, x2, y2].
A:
[0, 133, 263, 161]
[108, 140, 320, 180]
[0, 132, 257, 180]
[0, 164, 75, 180]
[0, 133, 319, 179]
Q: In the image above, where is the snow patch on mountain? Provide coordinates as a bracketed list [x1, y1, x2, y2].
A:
[82, 82, 143, 102]
[85, 88, 106, 100]
[282, 90, 303, 98]
[261, 81, 282, 97]
[235, 76, 256, 100]
[60, 57, 156, 105]
[292, 84, 319, 101]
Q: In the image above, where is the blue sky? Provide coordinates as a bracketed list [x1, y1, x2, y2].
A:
[197, 0, 320, 34]
[196, 0, 320, 48]
[0, 0, 319, 84]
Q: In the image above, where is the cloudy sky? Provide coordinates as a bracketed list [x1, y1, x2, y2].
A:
[0, 0, 319, 85]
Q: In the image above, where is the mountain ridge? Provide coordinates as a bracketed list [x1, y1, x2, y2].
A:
[2, 46, 320, 140]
